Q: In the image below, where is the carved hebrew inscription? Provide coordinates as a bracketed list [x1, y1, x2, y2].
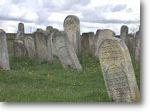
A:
[100, 39, 132, 102]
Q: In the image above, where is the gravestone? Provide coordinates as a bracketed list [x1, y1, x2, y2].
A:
[52, 30, 82, 70]
[98, 36, 140, 102]
[46, 26, 53, 31]
[95, 29, 115, 57]
[24, 36, 36, 58]
[34, 29, 49, 62]
[0, 29, 10, 70]
[16, 23, 25, 40]
[135, 26, 141, 62]
[127, 34, 136, 57]
[63, 15, 81, 54]
[44, 27, 55, 63]
[45, 27, 59, 57]
[81, 32, 95, 56]
[14, 23, 27, 57]
[120, 25, 128, 43]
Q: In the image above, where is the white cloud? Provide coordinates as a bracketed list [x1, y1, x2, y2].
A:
[0, 0, 140, 34]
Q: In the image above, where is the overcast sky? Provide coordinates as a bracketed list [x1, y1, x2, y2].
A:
[0, 0, 140, 34]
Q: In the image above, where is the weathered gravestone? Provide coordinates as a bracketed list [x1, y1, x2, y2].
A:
[52, 30, 82, 70]
[95, 29, 115, 57]
[45, 26, 59, 58]
[98, 36, 140, 102]
[14, 23, 36, 58]
[81, 32, 95, 56]
[24, 36, 36, 58]
[120, 25, 128, 43]
[34, 29, 50, 62]
[126, 34, 136, 57]
[16, 23, 25, 40]
[63, 15, 81, 54]
[44, 26, 55, 63]
[14, 23, 28, 57]
[135, 26, 141, 62]
[0, 29, 10, 70]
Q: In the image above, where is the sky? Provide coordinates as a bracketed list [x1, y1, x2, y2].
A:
[0, 0, 140, 35]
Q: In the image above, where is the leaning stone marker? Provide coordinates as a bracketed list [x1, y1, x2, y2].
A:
[0, 29, 10, 70]
[52, 30, 82, 70]
[98, 36, 140, 102]
[63, 15, 81, 54]
[95, 29, 115, 57]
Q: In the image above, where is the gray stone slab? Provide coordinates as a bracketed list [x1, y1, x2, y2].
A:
[63, 15, 81, 54]
[98, 36, 140, 102]
[52, 30, 82, 70]
[0, 29, 10, 70]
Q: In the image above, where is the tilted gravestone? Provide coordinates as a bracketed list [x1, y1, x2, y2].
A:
[98, 36, 140, 102]
[52, 30, 82, 70]
[34, 29, 49, 62]
[0, 29, 10, 70]
[81, 32, 95, 56]
[63, 15, 81, 54]
[95, 29, 115, 57]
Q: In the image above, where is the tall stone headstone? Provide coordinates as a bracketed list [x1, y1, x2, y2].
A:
[120, 25, 128, 43]
[34, 29, 49, 62]
[14, 23, 28, 57]
[50, 28, 59, 57]
[81, 32, 95, 56]
[16, 23, 25, 40]
[95, 29, 115, 57]
[63, 15, 81, 54]
[98, 36, 140, 102]
[52, 30, 82, 70]
[45, 27, 59, 58]
[0, 29, 10, 70]
[44, 26, 55, 63]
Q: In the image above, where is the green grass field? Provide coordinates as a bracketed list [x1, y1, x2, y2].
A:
[0, 55, 140, 102]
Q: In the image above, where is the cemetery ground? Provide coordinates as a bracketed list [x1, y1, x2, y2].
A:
[0, 54, 140, 102]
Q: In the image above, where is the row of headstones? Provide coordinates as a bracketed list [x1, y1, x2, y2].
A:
[0, 15, 140, 102]
[120, 25, 141, 62]
[81, 28, 140, 102]
[14, 22, 82, 70]
[81, 25, 141, 63]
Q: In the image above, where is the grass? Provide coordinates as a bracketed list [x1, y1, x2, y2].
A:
[0, 55, 140, 102]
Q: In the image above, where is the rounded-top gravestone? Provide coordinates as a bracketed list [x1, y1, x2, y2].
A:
[63, 15, 81, 54]
[95, 29, 115, 57]
[120, 25, 128, 41]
